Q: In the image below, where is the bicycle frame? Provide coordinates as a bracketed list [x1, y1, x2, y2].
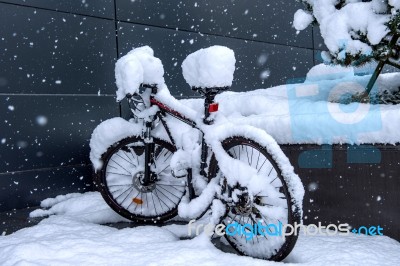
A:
[135, 86, 219, 200]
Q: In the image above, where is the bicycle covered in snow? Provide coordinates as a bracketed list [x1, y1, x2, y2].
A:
[90, 45, 304, 261]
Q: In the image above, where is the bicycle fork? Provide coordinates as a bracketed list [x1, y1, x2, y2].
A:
[142, 121, 154, 186]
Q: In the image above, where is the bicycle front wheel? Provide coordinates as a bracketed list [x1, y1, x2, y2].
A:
[208, 136, 301, 261]
[94, 136, 186, 223]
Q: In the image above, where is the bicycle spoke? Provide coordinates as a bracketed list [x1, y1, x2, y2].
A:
[154, 189, 169, 212]
[106, 172, 131, 177]
[268, 166, 274, 176]
[239, 215, 245, 240]
[145, 192, 149, 210]
[269, 176, 278, 184]
[157, 185, 182, 199]
[248, 216, 255, 244]
[249, 213, 269, 241]
[247, 215, 258, 243]
[107, 164, 119, 170]
[155, 187, 178, 205]
[163, 152, 173, 163]
[257, 157, 267, 173]
[228, 211, 238, 223]
[121, 149, 134, 164]
[157, 164, 171, 175]
[141, 193, 143, 214]
[116, 152, 137, 167]
[127, 148, 139, 166]
[250, 147, 254, 166]
[246, 146, 251, 165]
[114, 186, 133, 200]
[256, 151, 261, 169]
[154, 145, 169, 169]
[109, 187, 126, 194]
[108, 184, 133, 187]
[259, 214, 275, 234]
[120, 187, 134, 206]
[110, 158, 131, 175]
[157, 184, 185, 195]
[156, 182, 186, 187]
[155, 146, 165, 161]
[150, 192, 158, 216]
[231, 147, 238, 158]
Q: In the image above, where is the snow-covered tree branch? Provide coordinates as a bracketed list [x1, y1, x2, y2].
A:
[294, 0, 400, 66]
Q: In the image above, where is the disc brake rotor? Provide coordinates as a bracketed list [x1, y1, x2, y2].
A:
[132, 171, 156, 192]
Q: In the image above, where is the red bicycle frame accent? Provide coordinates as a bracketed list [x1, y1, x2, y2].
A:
[149, 97, 198, 128]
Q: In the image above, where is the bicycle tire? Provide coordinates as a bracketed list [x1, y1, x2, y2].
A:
[94, 136, 186, 224]
[208, 136, 301, 261]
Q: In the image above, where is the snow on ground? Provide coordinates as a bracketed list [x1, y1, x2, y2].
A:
[0, 192, 399, 265]
[29, 192, 129, 224]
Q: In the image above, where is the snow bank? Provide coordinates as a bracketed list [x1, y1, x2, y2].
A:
[0, 215, 268, 266]
[30, 192, 129, 224]
[196, 69, 400, 145]
[115, 46, 165, 101]
[306, 64, 354, 82]
[182, 45, 236, 89]
[89, 117, 142, 170]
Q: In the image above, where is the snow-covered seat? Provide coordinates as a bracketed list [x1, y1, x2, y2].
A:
[182, 46, 236, 94]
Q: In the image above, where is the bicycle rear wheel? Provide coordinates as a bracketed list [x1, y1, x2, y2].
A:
[94, 136, 186, 223]
[208, 136, 301, 261]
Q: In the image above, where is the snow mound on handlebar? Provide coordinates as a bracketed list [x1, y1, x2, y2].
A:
[182, 45, 235, 89]
[89, 117, 142, 170]
[129, 46, 165, 86]
[115, 46, 165, 101]
[115, 53, 143, 101]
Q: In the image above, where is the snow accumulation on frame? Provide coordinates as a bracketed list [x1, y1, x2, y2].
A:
[0, 192, 397, 265]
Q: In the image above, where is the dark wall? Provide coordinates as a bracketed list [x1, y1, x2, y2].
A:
[0, 0, 314, 211]
[0, 1, 119, 211]
[281, 144, 400, 241]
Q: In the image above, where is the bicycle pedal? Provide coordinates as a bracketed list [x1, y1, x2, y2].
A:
[171, 169, 188, 178]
